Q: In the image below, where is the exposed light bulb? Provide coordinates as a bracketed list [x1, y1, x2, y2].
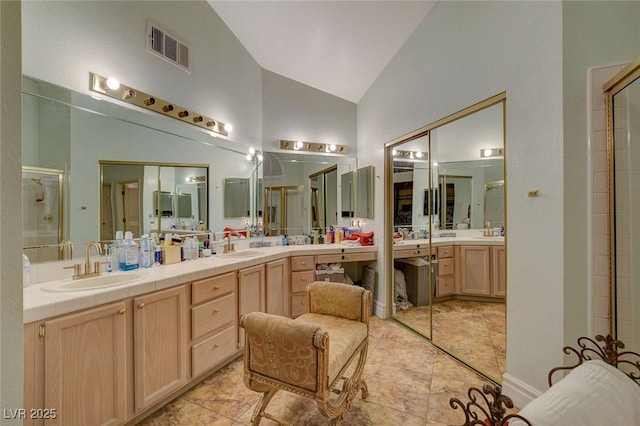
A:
[246, 154, 252, 161]
[295, 141, 303, 150]
[415, 151, 423, 158]
[224, 123, 233, 132]
[105, 77, 120, 90]
[433, 162, 438, 167]
[329, 144, 337, 152]
[392, 149, 397, 156]
[249, 147, 256, 155]
[483, 149, 493, 157]
[257, 153, 263, 161]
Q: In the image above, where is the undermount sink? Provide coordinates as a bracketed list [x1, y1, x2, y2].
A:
[220, 249, 264, 258]
[42, 272, 147, 292]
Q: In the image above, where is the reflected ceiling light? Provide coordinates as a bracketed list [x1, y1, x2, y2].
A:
[106, 77, 120, 90]
[392, 149, 428, 161]
[480, 147, 504, 158]
[279, 140, 348, 155]
[185, 175, 206, 183]
[89, 72, 232, 137]
[246, 148, 263, 162]
[433, 162, 438, 167]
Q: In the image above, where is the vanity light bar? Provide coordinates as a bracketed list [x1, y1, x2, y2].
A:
[392, 149, 428, 160]
[89, 72, 230, 137]
[480, 148, 504, 158]
[279, 140, 348, 154]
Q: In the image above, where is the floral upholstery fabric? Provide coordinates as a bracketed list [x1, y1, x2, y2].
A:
[307, 281, 368, 321]
[295, 312, 367, 386]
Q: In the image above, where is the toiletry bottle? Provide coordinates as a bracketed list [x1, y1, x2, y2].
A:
[113, 230, 124, 271]
[154, 244, 162, 266]
[191, 238, 199, 259]
[120, 231, 140, 271]
[106, 245, 113, 273]
[140, 234, 151, 268]
[183, 238, 192, 261]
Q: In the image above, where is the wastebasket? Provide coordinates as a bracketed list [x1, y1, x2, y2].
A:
[394, 257, 436, 306]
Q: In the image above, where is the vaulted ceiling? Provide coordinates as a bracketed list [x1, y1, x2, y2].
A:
[208, 1, 436, 103]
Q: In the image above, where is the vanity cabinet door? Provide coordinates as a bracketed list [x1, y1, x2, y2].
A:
[238, 264, 266, 347]
[266, 258, 289, 317]
[491, 245, 506, 297]
[133, 285, 187, 413]
[43, 301, 128, 426]
[459, 246, 491, 296]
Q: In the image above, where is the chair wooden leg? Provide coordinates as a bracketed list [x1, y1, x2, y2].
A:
[251, 388, 279, 426]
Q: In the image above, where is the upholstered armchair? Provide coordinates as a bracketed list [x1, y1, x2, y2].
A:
[240, 281, 373, 425]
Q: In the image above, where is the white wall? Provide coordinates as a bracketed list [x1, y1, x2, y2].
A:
[22, 0, 262, 148]
[562, 0, 640, 352]
[358, 1, 564, 392]
[262, 69, 357, 153]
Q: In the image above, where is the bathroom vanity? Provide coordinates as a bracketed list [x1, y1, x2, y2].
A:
[22, 244, 376, 426]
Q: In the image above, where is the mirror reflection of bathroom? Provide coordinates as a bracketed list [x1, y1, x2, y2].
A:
[22, 167, 63, 263]
[390, 97, 506, 383]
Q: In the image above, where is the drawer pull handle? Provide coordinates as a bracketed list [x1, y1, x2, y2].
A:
[214, 344, 219, 349]
[213, 308, 220, 313]
[138, 303, 145, 309]
[118, 308, 126, 315]
[213, 285, 221, 290]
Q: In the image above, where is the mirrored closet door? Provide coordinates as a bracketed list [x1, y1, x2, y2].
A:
[386, 94, 506, 383]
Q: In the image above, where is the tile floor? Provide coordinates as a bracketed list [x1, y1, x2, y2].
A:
[140, 316, 498, 425]
[396, 300, 506, 381]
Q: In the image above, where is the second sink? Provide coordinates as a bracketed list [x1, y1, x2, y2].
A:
[42, 272, 147, 292]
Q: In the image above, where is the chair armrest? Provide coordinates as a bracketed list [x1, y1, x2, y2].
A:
[306, 281, 372, 323]
[240, 312, 328, 393]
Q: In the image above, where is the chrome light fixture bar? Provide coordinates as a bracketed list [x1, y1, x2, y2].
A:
[279, 139, 348, 154]
[480, 148, 504, 158]
[90, 72, 231, 137]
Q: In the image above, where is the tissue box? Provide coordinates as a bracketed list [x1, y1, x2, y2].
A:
[162, 245, 181, 264]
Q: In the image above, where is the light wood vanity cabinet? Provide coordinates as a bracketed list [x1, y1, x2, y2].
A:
[238, 264, 266, 347]
[459, 246, 492, 296]
[436, 245, 455, 297]
[290, 255, 315, 317]
[266, 258, 289, 317]
[41, 301, 129, 426]
[133, 285, 188, 412]
[190, 271, 238, 378]
[491, 245, 506, 297]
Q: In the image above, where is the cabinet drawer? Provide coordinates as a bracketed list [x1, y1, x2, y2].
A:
[192, 325, 237, 377]
[290, 294, 307, 318]
[192, 272, 236, 305]
[316, 252, 377, 263]
[291, 270, 316, 293]
[437, 276, 455, 296]
[291, 256, 315, 271]
[438, 258, 455, 276]
[393, 248, 431, 259]
[192, 293, 236, 340]
[437, 246, 454, 259]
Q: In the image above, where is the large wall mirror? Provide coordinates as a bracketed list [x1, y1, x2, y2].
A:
[606, 57, 640, 355]
[22, 75, 255, 263]
[386, 93, 506, 383]
[260, 152, 357, 236]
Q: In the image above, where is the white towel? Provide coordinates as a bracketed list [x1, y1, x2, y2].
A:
[511, 360, 640, 426]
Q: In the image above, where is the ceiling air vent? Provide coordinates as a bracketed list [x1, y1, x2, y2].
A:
[147, 22, 190, 72]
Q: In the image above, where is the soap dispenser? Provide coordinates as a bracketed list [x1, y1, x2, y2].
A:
[120, 231, 139, 271]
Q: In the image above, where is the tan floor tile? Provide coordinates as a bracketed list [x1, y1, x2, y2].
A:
[140, 397, 235, 425]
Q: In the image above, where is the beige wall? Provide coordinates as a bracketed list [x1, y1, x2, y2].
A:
[0, 0, 24, 420]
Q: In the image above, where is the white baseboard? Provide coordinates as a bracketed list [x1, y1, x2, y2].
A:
[373, 300, 387, 319]
[501, 373, 543, 409]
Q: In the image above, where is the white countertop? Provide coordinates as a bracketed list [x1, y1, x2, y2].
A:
[23, 243, 378, 324]
[393, 235, 505, 249]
